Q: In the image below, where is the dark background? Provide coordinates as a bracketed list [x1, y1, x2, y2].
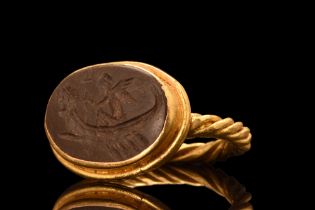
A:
[28, 36, 263, 209]
[5, 11, 298, 209]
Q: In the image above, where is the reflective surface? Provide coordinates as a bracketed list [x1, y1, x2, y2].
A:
[54, 164, 252, 210]
[14, 32, 265, 209]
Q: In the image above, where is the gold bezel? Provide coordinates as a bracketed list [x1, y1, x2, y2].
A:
[45, 61, 191, 179]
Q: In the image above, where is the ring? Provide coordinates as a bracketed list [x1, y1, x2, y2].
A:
[45, 61, 252, 179]
[54, 163, 253, 210]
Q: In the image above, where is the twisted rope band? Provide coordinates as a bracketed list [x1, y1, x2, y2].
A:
[171, 114, 252, 163]
[114, 164, 252, 210]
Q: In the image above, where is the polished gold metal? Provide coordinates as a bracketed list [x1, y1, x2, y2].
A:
[53, 180, 170, 210]
[45, 61, 252, 180]
[171, 113, 252, 163]
[115, 164, 253, 210]
[54, 164, 252, 210]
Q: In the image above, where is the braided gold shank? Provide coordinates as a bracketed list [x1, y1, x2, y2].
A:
[171, 114, 252, 163]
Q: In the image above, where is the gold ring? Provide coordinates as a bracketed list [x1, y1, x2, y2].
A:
[54, 163, 253, 210]
[45, 61, 252, 179]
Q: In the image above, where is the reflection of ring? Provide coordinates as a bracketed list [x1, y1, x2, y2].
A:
[53, 181, 170, 210]
[45, 61, 252, 179]
[54, 164, 252, 210]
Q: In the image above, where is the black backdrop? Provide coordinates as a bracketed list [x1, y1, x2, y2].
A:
[34, 39, 262, 209]
[7, 21, 283, 209]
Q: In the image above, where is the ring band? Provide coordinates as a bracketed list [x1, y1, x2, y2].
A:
[171, 113, 252, 163]
[45, 61, 252, 179]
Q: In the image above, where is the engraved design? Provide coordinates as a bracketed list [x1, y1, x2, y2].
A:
[49, 67, 166, 162]
[59, 73, 156, 130]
